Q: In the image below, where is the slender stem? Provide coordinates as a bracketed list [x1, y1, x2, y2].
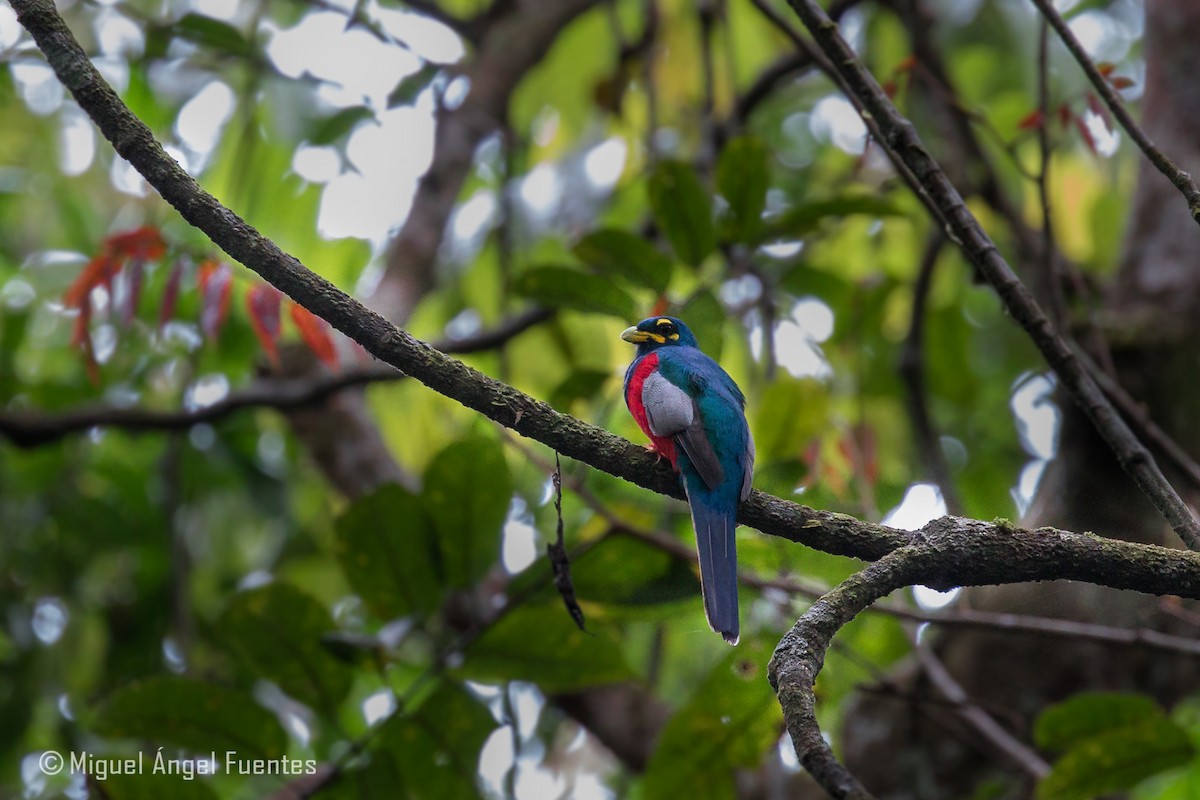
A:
[1029, 0, 1200, 223]
[780, 0, 1200, 550]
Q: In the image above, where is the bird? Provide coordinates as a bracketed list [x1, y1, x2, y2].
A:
[621, 316, 755, 644]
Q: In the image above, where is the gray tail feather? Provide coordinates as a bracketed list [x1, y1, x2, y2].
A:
[688, 497, 740, 645]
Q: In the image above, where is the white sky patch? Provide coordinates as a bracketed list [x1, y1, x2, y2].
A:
[93, 10, 144, 58]
[318, 101, 435, 242]
[265, 12, 422, 109]
[110, 154, 148, 196]
[185, 373, 231, 410]
[1067, 11, 1115, 60]
[11, 60, 64, 116]
[59, 107, 96, 176]
[519, 164, 564, 218]
[361, 689, 396, 726]
[371, 2, 466, 64]
[1013, 459, 1047, 517]
[883, 484, 961, 610]
[719, 274, 762, 306]
[810, 95, 867, 155]
[191, 0, 241, 21]
[478, 726, 515, 796]
[1011, 373, 1059, 460]
[449, 192, 497, 247]
[1081, 109, 1119, 157]
[510, 682, 544, 741]
[515, 766, 567, 800]
[292, 145, 342, 184]
[760, 240, 804, 259]
[92, 324, 117, 364]
[502, 497, 539, 575]
[0, 5, 21, 51]
[32, 598, 68, 645]
[583, 137, 628, 191]
[883, 483, 946, 530]
[750, 298, 835, 378]
[176, 80, 236, 155]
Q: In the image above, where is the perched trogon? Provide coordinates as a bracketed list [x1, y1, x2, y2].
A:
[622, 316, 755, 644]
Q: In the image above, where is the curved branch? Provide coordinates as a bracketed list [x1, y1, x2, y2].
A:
[0, 308, 554, 448]
[769, 547, 928, 799]
[1029, 0, 1200, 223]
[780, 0, 1200, 550]
[15, 0, 1200, 597]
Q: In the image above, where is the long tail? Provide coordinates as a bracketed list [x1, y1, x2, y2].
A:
[687, 490, 740, 644]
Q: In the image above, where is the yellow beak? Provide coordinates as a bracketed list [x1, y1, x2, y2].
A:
[621, 327, 662, 344]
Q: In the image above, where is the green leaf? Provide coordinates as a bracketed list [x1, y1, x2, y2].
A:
[717, 136, 770, 244]
[423, 437, 512, 588]
[85, 773, 219, 800]
[172, 14, 250, 57]
[1035, 692, 1161, 752]
[642, 640, 782, 799]
[572, 228, 673, 293]
[678, 289, 725, 362]
[219, 583, 354, 712]
[457, 605, 634, 691]
[91, 676, 286, 758]
[549, 369, 615, 411]
[307, 107, 374, 145]
[1036, 718, 1194, 800]
[381, 681, 496, 799]
[753, 377, 829, 463]
[570, 535, 700, 605]
[388, 64, 441, 109]
[757, 196, 900, 243]
[512, 266, 637, 319]
[335, 483, 442, 619]
[649, 160, 716, 266]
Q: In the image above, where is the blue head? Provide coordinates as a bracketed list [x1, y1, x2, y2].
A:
[621, 316, 699, 356]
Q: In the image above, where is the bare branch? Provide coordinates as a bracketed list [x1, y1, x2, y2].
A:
[16, 0, 1200, 599]
[0, 308, 553, 448]
[1030, 0, 1200, 223]
[780, 0, 1200, 550]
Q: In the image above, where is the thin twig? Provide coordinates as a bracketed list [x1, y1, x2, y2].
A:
[0, 309, 552, 448]
[781, 0, 1200, 550]
[908, 627, 1051, 779]
[1029, 0, 1200, 223]
[1035, 16, 1066, 326]
[897, 233, 963, 514]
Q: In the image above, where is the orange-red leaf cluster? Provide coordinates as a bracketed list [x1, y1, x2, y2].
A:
[289, 303, 339, 368]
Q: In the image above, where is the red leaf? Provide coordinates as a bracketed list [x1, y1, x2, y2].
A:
[1086, 92, 1113, 132]
[650, 294, 670, 317]
[105, 226, 166, 262]
[1097, 62, 1116, 77]
[894, 54, 917, 73]
[63, 255, 119, 308]
[289, 302, 338, 368]
[1017, 109, 1044, 131]
[1057, 102, 1073, 130]
[1074, 114, 1097, 154]
[247, 284, 283, 367]
[198, 259, 232, 340]
[159, 259, 186, 331]
[121, 259, 145, 327]
[1108, 75, 1134, 90]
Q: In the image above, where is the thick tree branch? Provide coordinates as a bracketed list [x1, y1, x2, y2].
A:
[780, 0, 1200, 550]
[1029, 0, 1200, 223]
[15, 0, 1200, 597]
[769, 547, 926, 800]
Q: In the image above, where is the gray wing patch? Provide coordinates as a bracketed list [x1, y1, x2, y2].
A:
[642, 371, 693, 436]
[643, 371, 725, 491]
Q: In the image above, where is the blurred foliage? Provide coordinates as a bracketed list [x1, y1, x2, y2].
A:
[0, 0, 1184, 797]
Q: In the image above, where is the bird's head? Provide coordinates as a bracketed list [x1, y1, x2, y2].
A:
[621, 316, 699, 353]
